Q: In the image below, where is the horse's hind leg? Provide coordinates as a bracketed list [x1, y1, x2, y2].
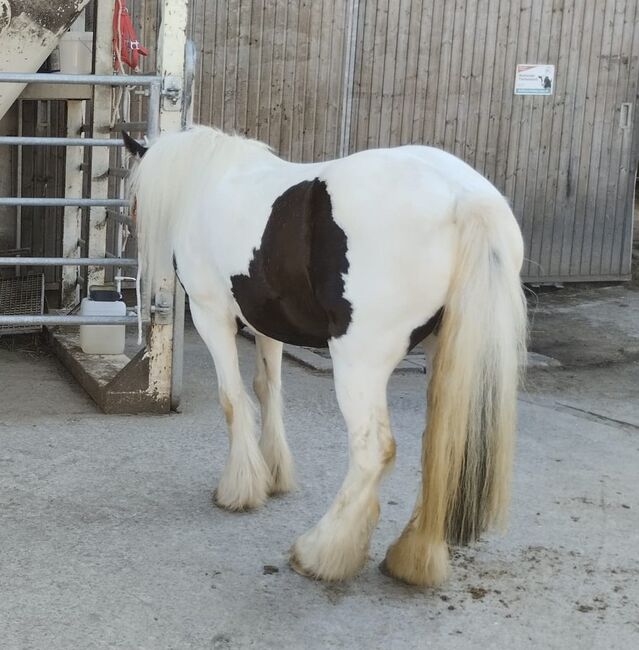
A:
[290, 350, 397, 580]
[190, 300, 271, 510]
[253, 335, 296, 494]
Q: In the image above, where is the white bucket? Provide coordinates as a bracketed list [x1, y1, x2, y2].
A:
[58, 31, 93, 75]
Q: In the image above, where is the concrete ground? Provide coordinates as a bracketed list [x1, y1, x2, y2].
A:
[1, 280, 639, 649]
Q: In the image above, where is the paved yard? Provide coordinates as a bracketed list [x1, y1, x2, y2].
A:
[1, 282, 638, 649]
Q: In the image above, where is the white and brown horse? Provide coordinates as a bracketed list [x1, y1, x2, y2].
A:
[125, 127, 527, 586]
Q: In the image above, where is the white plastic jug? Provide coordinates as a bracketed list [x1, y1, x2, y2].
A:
[79, 287, 126, 355]
[58, 31, 94, 75]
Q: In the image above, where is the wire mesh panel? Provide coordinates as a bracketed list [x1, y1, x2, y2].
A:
[0, 274, 45, 335]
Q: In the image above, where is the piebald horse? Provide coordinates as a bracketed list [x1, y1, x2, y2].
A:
[124, 127, 527, 586]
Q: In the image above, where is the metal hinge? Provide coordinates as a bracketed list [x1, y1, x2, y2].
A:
[161, 74, 183, 111]
[151, 289, 173, 324]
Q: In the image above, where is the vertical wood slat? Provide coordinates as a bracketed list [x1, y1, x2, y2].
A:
[568, 1, 608, 276]
[598, 0, 639, 269]
[614, 0, 639, 275]
[453, 0, 476, 161]
[523, 0, 558, 278]
[369, 1, 389, 149]
[578, 0, 617, 276]
[582, 0, 625, 274]
[482, 0, 512, 184]
[350, 0, 374, 150]
[468, 0, 493, 172]
[541, 0, 575, 278]
[423, 0, 448, 148]
[555, 0, 589, 278]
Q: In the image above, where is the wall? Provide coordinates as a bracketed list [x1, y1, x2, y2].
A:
[24, 0, 639, 283]
[346, 0, 639, 281]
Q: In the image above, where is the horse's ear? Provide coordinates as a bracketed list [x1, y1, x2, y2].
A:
[122, 131, 148, 158]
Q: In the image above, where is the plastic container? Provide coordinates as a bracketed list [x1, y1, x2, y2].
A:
[58, 31, 93, 75]
[79, 286, 126, 355]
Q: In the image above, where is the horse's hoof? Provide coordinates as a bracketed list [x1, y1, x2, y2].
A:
[378, 558, 414, 584]
[288, 549, 318, 579]
[212, 489, 250, 512]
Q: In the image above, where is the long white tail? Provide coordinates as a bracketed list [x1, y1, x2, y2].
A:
[384, 194, 527, 586]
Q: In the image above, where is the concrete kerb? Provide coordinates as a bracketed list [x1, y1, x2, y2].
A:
[239, 330, 560, 374]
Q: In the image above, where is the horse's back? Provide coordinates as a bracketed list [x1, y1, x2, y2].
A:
[176, 138, 513, 350]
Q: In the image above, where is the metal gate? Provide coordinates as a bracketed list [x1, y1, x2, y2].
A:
[0, 0, 192, 414]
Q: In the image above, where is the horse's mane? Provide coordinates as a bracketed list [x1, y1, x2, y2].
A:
[129, 124, 274, 335]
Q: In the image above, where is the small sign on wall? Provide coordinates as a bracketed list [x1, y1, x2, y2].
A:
[514, 64, 555, 95]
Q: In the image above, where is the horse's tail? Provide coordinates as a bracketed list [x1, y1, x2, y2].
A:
[126, 128, 218, 330]
[384, 193, 527, 586]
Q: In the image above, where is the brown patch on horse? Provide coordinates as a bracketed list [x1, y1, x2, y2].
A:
[231, 179, 352, 347]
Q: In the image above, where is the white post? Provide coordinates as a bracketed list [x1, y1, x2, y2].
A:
[61, 99, 84, 308]
[87, 0, 113, 289]
[146, 0, 189, 409]
[62, 4, 89, 306]
[157, 0, 188, 134]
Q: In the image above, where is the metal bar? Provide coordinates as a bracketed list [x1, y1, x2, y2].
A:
[0, 198, 128, 207]
[0, 314, 140, 326]
[147, 81, 161, 138]
[15, 99, 23, 278]
[108, 121, 147, 132]
[171, 40, 196, 409]
[106, 209, 134, 225]
[0, 257, 137, 267]
[0, 136, 133, 147]
[171, 282, 185, 410]
[107, 168, 130, 178]
[0, 73, 160, 86]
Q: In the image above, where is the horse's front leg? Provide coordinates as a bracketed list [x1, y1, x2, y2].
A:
[290, 357, 396, 580]
[190, 300, 271, 510]
[253, 335, 296, 494]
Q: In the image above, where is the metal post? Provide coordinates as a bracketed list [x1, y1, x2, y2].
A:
[147, 82, 161, 139]
[170, 40, 197, 410]
[15, 100, 22, 277]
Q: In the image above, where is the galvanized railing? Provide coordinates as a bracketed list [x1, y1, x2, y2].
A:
[0, 72, 160, 328]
